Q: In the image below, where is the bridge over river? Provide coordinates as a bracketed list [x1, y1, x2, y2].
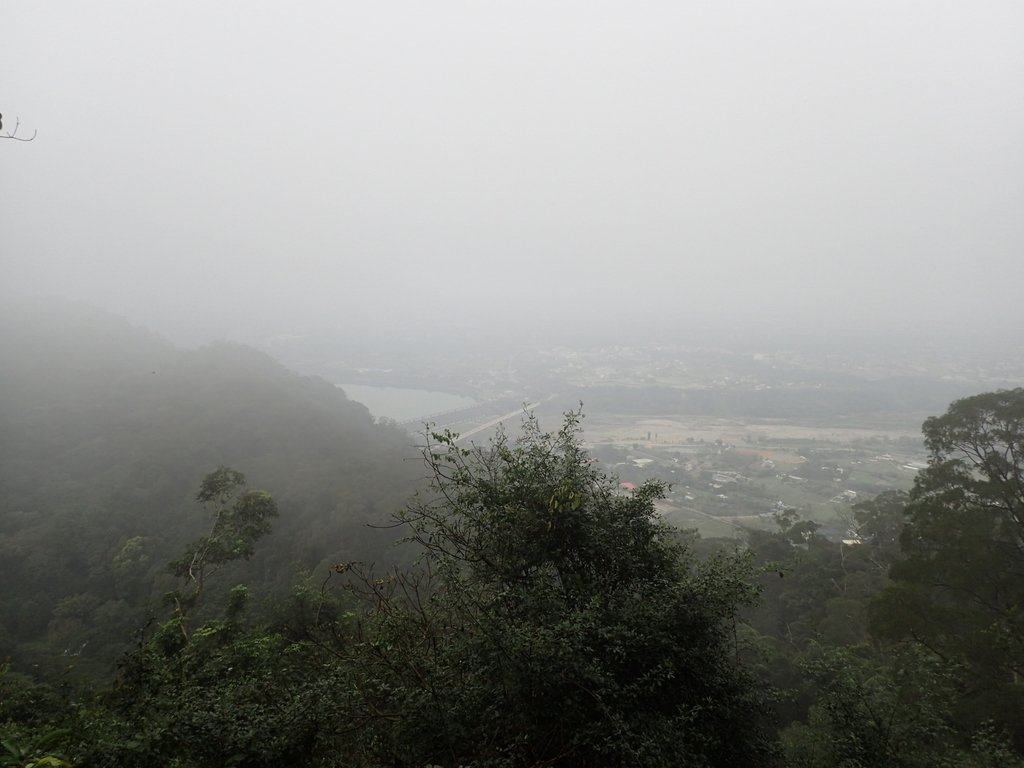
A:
[399, 396, 548, 442]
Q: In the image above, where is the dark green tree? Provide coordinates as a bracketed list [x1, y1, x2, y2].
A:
[78, 471, 302, 768]
[852, 490, 909, 572]
[871, 389, 1024, 748]
[329, 410, 778, 766]
[783, 646, 1023, 768]
[166, 467, 278, 640]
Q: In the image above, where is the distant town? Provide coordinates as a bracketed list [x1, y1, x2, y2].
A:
[263, 329, 1023, 540]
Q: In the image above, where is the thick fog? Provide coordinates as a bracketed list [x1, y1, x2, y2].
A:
[3, 2, 1022, 348]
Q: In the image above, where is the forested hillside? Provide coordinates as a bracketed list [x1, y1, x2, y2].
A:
[2, 303, 1023, 767]
[0, 301, 420, 678]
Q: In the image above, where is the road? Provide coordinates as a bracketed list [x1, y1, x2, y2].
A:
[454, 401, 543, 443]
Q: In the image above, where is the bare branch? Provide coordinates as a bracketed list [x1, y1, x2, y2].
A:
[0, 115, 37, 142]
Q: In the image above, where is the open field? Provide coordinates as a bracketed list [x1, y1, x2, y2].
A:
[577, 411, 928, 540]
[399, 398, 933, 541]
[580, 414, 925, 449]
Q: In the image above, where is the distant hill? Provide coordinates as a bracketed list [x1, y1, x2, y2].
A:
[564, 378, 989, 420]
[0, 299, 420, 678]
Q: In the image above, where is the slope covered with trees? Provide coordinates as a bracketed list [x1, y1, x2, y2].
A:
[0, 300, 420, 678]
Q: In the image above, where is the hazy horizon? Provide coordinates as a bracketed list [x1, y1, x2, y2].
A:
[3, 2, 1023, 350]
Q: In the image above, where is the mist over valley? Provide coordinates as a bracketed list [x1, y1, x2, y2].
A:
[3, 2, 1024, 765]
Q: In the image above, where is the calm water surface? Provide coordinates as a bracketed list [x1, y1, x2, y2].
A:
[340, 384, 477, 422]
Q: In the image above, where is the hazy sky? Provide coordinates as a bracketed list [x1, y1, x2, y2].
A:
[3, 2, 1023, 347]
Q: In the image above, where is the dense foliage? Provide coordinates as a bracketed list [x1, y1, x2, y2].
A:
[44, 413, 769, 766]
[872, 389, 1024, 748]
[743, 390, 1024, 765]
[321, 413, 776, 765]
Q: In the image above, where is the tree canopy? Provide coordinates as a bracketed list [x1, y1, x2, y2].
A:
[323, 411, 777, 766]
[872, 388, 1024, 748]
[167, 467, 278, 639]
